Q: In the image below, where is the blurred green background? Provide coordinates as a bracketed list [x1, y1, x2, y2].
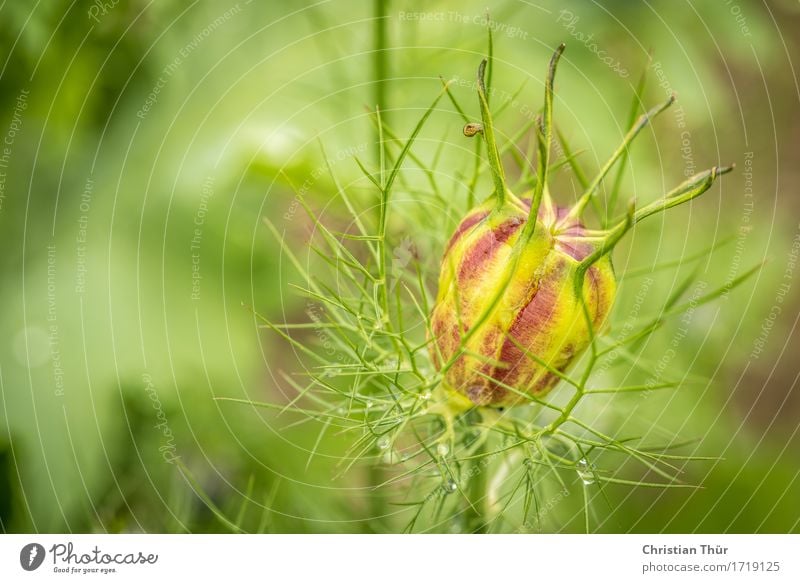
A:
[0, 0, 798, 533]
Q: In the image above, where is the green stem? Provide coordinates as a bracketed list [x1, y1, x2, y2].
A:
[521, 44, 565, 240]
[545, 386, 585, 434]
[568, 92, 676, 221]
[466, 437, 489, 533]
[606, 53, 651, 226]
[370, 0, 390, 531]
[574, 164, 734, 284]
[476, 59, 507, 205]
[373, 0, 389, 123]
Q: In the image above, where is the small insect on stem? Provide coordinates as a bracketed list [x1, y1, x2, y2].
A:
[463, 122, 484, 137]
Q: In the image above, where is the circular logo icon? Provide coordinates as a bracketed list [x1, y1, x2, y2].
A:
[20, 543, 46, 571]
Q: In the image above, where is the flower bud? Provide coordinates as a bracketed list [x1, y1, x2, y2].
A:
[430, 198, 616, 406]
[429, 46, 729, 407]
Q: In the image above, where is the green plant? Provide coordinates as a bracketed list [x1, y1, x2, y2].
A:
[216, 30, 758, 534]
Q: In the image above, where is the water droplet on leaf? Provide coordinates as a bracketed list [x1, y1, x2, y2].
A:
[576, 458, 595, 485]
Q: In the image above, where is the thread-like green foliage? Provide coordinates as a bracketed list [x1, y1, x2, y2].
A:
[214, 37, 756, 534]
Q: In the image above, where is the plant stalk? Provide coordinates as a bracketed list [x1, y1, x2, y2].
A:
[476, 59, 507, 205]
[370, 0, 390, 531]
[373, 0, 389, 126]
[466, 432, 489, 533]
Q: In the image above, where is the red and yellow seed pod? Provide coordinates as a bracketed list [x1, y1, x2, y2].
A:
[429, 45, 730, 407]
[431, 198, 616, 406]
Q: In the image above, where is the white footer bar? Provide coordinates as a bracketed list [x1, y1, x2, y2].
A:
[1, 534, 797, 582]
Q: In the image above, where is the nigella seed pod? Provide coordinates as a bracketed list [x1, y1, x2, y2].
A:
[430, 199, 616, 406]
[430, 46, 731, 407]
